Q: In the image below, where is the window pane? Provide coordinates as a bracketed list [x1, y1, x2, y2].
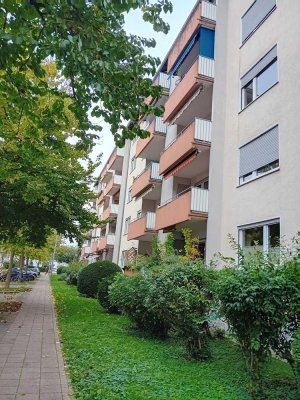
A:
[269, 223, 280, 248]
[244, 226, 263, 251]
[243, 81, 253, 107]
[257, 61, 277, 96]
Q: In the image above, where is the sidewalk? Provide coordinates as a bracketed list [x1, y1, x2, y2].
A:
[0, 275, 72, 400]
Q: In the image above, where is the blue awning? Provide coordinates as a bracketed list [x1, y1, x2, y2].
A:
[168, 32, 199, 78]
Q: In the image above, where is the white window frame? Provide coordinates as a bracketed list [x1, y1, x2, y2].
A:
[241, 58, 277, 110]
[130, 157, 136, 173]
[238, 219, 280, 253]
[124, 217, 131, 235]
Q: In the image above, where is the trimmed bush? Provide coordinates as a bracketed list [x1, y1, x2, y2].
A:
[109, 274, 169, 337]
[97, 275, 121, 313]
[77, 260, 121, 298]
[57, 266, 68, 275]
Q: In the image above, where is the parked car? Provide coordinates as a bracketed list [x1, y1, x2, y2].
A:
[28, 267, 40, 276]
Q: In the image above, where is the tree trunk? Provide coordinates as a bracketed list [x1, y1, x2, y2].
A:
[25, 256, 29, 272]
[5, 249, 15, 289]
[19, 252, 25, 271]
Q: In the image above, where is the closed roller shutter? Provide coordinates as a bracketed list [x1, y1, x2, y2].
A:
[239, 125, 279, 177]
[242, 0, 276, 43]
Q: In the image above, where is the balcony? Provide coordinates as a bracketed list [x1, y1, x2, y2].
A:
[103, 174, 122, 197]
[107, 148, 124, 171]
[127, 212, 156, 241]
[167, 1, 216, 73]
[159, 118, 212, 176]
[81, 246, 91, 257]
[100, 204, 119, 223]
[132, 162, 162, 198]
[98, 234, 115, 251]
[145, 72, 170, 105]
[136, 117, 167, 160]
[164, 56, 214, 123]
[156, 187, 208, 231]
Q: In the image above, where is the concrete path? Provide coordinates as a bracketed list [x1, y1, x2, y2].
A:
[0, 275, 73, 400]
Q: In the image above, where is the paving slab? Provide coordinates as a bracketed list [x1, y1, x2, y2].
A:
[0, 276, 73, 400]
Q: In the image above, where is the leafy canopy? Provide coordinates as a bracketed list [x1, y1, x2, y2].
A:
[0, 0, 173, 146]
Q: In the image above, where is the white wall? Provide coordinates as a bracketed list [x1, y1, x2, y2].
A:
[207, 0, 300, 260]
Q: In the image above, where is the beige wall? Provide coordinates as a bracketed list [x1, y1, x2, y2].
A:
[207, 0, 300, 260]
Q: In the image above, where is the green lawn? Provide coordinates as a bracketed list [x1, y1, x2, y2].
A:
[51, 276, 297, 400]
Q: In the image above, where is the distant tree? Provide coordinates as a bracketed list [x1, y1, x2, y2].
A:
[56, 245, 79, 264]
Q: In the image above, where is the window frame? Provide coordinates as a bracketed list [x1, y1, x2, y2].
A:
[241, 58, 278, 110]
[238, 124, 279, 186]
[124, 217, 131, 235]
[238, 219, 280, 253]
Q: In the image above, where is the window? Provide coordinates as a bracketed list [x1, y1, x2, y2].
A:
[239, 125, 279, 184]
[124, 217, 131, 235]
[130, 157, 136, 173]
[239, 220, 280, 254]
[241, 0, 276, 44]
[137, 210, 142, 219]
[127, 187, 132, 203]
[241, 45, 278, 109]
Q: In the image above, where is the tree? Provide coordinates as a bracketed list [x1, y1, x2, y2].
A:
[0, 63, 99, 247]
[55, 245, 79, 264]
[0, 0, 172, 146]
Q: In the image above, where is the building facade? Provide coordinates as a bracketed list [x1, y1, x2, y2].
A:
[81, 0, 300, 265]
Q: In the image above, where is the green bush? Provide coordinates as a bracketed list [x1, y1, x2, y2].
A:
[77, 260, 121, 298]
[146, 262, 215, 359]
[97, 275, 121, 313]
[216, 251, 299, 387]
[64, 260, 88, 285]
[292, 328, 300, 395]
[57, 266, 68, 275]
[109, 274, 169, 337]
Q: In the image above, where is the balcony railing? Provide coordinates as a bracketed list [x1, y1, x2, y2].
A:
[159, 118, 211, 175]
[156, 187, 208, 230]
[98, 234, 116, 251]
[132, 162, 162, 198]
[153, 72, 170, 91]
[136, 117, 167, 159]
[127, 212, 156, 240]
[198, 56, 215, 78]
[202, 1, 217, 21]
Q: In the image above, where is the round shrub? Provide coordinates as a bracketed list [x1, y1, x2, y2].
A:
[57, 266, 68, 275]
[97, 275, 121, 314]
[77, 260, 121, 298]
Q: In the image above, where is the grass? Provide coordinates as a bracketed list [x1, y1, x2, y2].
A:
[51, 276, 297, 400]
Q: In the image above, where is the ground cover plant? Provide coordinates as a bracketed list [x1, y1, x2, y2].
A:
[52, 276, 298, 400]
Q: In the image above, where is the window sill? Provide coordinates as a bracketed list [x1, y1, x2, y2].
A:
[237, 167, 279, 188]
[239, 81, 279, 114]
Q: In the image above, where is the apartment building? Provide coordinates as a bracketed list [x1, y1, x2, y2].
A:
[206, 0, 300, 259]
[82, 0, 300, 265]
[81, 148, 124, 262]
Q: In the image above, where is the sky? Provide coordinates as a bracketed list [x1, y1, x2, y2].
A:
[91, 0, 196, 174]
